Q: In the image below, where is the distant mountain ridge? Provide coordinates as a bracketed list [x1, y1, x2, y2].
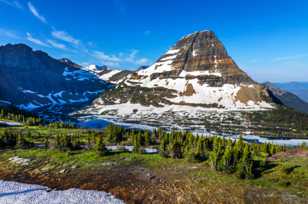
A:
[264, 82, 308, 114]
[272, 82, 308, 103]
[0, 43, 110, 115]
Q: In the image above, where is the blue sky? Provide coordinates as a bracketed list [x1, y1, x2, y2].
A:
[0, 0, 308, 82]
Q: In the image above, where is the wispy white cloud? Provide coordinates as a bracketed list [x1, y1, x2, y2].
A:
[273, 54, 308, 62]
[0, 28, 20, 39]
[47, 39, 67, 50]
[27, 2, 47, 23]
[125, 49, 139, 63]
[125, 49, 149, 65]
[91, 49, 149, 67]
[136, 58, 149, 66]
[26, 32, 49, 47]
[51, 30, 80, 45]
[0, 0, 22, 9]
[92, 51, 121, 66]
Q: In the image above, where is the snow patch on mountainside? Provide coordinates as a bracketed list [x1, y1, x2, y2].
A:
[17, 89, 103, 111]
[179, 70, 222, 77]
[83, 64, 129, 84]
[137, 48, 180, 76]
[99, 70, 122, 81]
[63, 67, 96, 81]
[0, 100, 12, 105]
[18, 103, 41, 111]
[88, 101, 272, 120]
[124, 76, 273, 109]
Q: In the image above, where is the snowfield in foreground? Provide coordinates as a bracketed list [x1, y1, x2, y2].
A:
[0, 180, 124, 204]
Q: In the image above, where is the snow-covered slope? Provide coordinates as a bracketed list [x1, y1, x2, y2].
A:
[83, 64, 131, 84]
[83, 31, 275, 123]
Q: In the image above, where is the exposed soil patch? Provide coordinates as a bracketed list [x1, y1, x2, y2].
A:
[235, 85, 263, 104]
[0, 161, 194, 204]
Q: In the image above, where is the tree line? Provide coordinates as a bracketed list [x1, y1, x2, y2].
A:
[0, 107, 42, 125]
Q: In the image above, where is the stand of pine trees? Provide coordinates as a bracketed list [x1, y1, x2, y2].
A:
[0, 124, 286, 179]
[157, 131, 284, 179]
[0, 107, 42, 126]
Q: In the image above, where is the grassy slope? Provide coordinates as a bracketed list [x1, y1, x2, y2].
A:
[0, 148, 307, 203]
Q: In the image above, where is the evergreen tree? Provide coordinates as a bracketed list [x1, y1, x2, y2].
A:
[233, 137, 244, 164]
[44, 134, 49, 149]
[104, 124, 124, 144]
[209, 137, 223, 170]
[170, 141, 183, 159]
[96, 136, 108, 156]
[16, 131, 34, 149]
[132, 134, 142, 153]
[194, 138, 207, 161]
[159, 134, 168, 157]
[237, 145, 254, 179]
[221, 140, 235, 172]
[144, 130, 151, 146]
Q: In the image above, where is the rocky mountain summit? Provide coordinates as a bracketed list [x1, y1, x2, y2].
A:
[84, 31, 275, 125]
[0, 43, 109, 114]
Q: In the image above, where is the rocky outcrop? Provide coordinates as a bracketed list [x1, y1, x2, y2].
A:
[59, 58, 82, 69]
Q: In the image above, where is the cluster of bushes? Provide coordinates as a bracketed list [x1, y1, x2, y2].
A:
[0, 107, 42, 126]
[158, 131, 284, 179]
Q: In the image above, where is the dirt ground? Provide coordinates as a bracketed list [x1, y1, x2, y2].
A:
[0, 159, 307, 204]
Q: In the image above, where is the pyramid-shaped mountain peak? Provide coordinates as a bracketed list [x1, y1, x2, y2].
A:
[85, 30, 275, 121]
[135, 30, 254, 85]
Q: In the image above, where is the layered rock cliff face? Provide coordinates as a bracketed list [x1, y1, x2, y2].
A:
[143, 30, 254, 84]
[0, 44, 109, 113]
[84, 31, 275, 125]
